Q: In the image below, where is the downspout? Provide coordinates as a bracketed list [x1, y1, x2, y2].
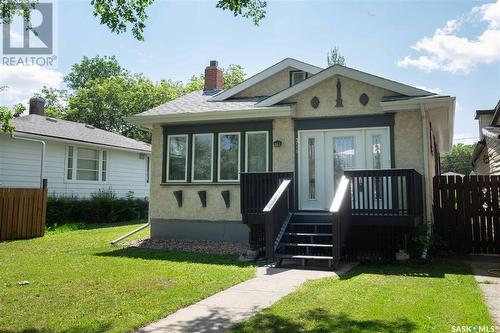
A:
[10, 133, 46, 188]
[420, 104, 432, 261]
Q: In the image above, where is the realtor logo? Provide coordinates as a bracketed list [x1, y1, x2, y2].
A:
[2, 2, 56, 66]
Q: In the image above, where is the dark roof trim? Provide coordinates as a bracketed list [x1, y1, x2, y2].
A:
[474, 109, 494, 119]
[490, 99, 500, 125]
[471, 140, 486, 164]
[14, 130, 151, 153]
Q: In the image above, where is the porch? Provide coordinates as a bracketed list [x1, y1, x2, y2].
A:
[240, 169, 424, 268]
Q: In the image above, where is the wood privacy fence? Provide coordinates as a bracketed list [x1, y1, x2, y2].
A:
[433, 175, 500, 254]
[0, 188, 48, 241]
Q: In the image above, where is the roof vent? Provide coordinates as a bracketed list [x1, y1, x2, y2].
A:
[85, 124, 95, 129]
[46, 117, 58, 122]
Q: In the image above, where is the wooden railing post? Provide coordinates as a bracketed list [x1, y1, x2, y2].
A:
[330, 176, 351, 269]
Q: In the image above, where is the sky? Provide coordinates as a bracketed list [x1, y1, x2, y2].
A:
[1, 0, 499, 145]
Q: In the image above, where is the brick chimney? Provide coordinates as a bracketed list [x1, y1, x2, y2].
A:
[204, 60, 224, 92]
[29, 96, 45, 116]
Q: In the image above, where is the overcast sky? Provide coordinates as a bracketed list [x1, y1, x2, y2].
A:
[1, 0, 499, 145]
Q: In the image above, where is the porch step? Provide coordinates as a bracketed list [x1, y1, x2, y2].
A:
[285, 232, 332, 236]
[275, 254, 334, 260]
[281, 243, 333, 248]
[288, 222, 331, 226]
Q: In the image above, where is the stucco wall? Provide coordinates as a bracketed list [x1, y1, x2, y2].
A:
[234, 67, 294, 98]
[394, 111, 424, 174]
[272, 117, 295, 172]
[149, 125, 242, 222]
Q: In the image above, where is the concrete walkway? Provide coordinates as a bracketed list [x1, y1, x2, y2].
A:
[137, 264, 354, 333]
[469, 257, 500, 326]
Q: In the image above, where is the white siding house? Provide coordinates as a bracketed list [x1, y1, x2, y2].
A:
[0, 111, 151, 198]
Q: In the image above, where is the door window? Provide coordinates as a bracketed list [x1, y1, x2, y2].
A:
[332, 136, 355, 189]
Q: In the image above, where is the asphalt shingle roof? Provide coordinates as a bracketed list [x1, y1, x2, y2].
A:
[137, 90, 284, 117]
[12, 115, 151, 152]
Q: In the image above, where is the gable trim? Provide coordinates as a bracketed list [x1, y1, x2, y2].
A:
[209, 58, 322, 102]
[256, 64, 435, 107]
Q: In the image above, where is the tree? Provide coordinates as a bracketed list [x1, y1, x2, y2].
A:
[34, 87, 68, 119]
[327, 46, 346, 66]
[64, 55, 128, 90]
[11, 103, 26, 117]
[65, 75, 183, 142]
[2, 0, 266, 41]
[440, 143, 475, 175]
[184, 64, 245, 93]
[0, 86, 15, 133]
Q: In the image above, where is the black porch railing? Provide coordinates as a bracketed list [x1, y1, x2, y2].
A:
[343, 169, 423, 221]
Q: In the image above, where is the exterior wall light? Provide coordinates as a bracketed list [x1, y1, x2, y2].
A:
[273, 140, 282, 148]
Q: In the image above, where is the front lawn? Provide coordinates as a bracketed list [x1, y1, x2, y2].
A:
[232, 262, 492, 333]
[0, 221, 255, 333]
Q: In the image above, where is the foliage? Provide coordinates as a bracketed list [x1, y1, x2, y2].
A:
[232, 262, 492, 333]
[34, 87, 68, 118]
[440, 143, 475, 175]
[64, 55, 128, 90]
[0, 106, 15, 133]
[184, 64, 246, 93]
[408, 225, 447, 259]
[327, 46, 346, 66]
[46, 189, 149, 225]
[0, 222, 254, 332]
[0, 0, 37, 30]
[216, 0, 266, 26]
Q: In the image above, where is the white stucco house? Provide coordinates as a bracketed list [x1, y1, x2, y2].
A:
[0, 98, 151, 198]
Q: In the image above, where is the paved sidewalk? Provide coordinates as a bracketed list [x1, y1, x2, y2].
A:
[469, 258, 500, 327]
[137, 264, 354, 333]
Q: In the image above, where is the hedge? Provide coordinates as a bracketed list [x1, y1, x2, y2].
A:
[46, 190, 148, 226]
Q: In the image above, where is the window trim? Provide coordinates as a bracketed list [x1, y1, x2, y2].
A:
[217, 132, 241, 182]
[65, 145, 109, 184]
[290, 70, 308, 86]
[191, 133, 214, 183]
[166, 134, 189, 183]
[145, 156, 150, 184]
[245, 131, 269, 172]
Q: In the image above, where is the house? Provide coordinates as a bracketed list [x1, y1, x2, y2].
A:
[128, 58, 455, 265]
[0, 98, 151, 198]
[472, 100, 500, 175]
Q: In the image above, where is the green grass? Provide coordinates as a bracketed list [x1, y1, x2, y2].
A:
[0, 221, 255, 333]
[232, 262, 492, 333]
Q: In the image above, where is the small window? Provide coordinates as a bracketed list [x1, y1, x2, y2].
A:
[218, 133, 240, 182]
[192, 134, 213, 182]
[102, 151, 107, 182]
[67, 146, 74, 180]
[291, 71, 307, 86]
[167, 135, 188, 182]
[246, 131, 268, 172]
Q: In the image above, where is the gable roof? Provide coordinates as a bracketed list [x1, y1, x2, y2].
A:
[256, 64, 435, 107]
[12, 115, 151, 152]
[209, 58, 323, 102]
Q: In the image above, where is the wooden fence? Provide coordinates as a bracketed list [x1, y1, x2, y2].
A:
[0, 188, 48, 241]
[433, 175, 500, 254]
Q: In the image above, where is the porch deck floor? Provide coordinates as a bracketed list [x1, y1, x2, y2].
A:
[136, 264, 354, 333]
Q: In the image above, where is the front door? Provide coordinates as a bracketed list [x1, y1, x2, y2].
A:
[298, 128, 391, 210]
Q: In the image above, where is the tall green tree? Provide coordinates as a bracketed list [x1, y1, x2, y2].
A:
[1, 0, 266, 41]
[34, 87, 68, 119]
[327, 46, 346, 66]
[440, 143, 475, 175]
[0, 86, 15, 133]
[64, 55, 128, 90]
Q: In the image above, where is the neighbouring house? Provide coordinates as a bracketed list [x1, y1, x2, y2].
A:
[0, 97, 151, 198]
[472, 100, 500, 175]
[128, 58, 455, 266]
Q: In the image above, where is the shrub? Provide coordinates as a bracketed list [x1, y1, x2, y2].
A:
[46, 190, 148, 226]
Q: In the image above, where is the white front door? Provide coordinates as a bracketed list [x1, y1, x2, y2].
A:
[298, 128, 391, 210]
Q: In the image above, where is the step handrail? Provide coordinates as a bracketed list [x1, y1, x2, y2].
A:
[330, 176, 352, 268]
[263, 179, 292, 260]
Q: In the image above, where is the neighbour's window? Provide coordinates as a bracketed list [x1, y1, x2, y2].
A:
[167, 135, 188, 182]
[66, 146, 108, 182]
[192, 134, 213, 182]
[246, 131, 268, 172]
[291, 71, 307, 86]
[218, 133, 240, 181]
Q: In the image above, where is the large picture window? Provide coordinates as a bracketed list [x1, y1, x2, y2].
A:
[66, 146, 107, 182]
[167, 135, 188, 182]
[246, 131, 268, 172]
[218, 133, 240, 181]
[192, 134, 213, 182]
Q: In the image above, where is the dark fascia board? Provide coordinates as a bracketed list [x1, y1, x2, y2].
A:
[474, 109, 495, 120]
[294, 114, 394, 131]
[471, 140, 486, 164]
[163, 120, 272, 135]
[490, 99, 500, 125]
